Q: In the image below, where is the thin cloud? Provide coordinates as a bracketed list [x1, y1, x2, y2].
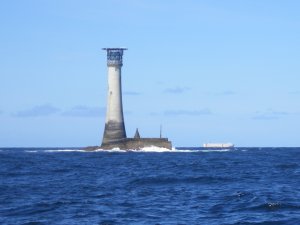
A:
[164, 109, 212, 116]
[201, 90, 236, 96]
[12, 104, 60, 117]
[123, 91, 141, 96]
[149, 112, 159, 116]
[252, 110, 290, 120]
[289, 91, 300, 95]
[62, 106, 106, 117]
[215, 90, 236, 96]
[164, 87, 191, 94]
[252, 115, 278, 120]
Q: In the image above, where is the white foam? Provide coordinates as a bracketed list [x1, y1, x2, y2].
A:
[85, 146, 192, 153]
[128, 146, 197, 152]
[44, 149, 86, 152]
[199, 149, 232, 152]
[86, 146, 233, 153]
[31, 147, 234, 153]
[94, 148, 127, 153]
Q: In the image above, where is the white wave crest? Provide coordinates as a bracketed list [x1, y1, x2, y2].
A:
[30, 147, 234, 153]
[94, 148, 127, 153]
[199, 149, 232, 152]
[44, 149, 86, 153]
[86, 146, 233, 153]
[134, 146, 193, 152]
[88, 146, 189, 152]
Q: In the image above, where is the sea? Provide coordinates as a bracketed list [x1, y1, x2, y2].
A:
[0, 147, 299, 225]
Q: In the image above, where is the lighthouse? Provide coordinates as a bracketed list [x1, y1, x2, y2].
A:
[93, 47, 172, 150]
[102, 48, 127, 144]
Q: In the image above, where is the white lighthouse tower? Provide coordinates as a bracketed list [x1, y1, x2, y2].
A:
[102, 48, 127, 144]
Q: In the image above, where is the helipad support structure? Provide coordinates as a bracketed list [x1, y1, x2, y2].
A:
[102, 48, 127, 144]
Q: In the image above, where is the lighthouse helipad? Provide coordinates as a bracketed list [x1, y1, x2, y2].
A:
[94, 48, 172, 150]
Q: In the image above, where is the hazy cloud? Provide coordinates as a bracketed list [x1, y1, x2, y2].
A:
[252, 110, 290, 120]
[289, 91, 300, 95]
[164, 109, 212, 116]
[164, 87, 191, 94]
[123, 91, 141, 96]
[149, 112, 160, 116]
[252, 115, 278, 120]
[201, 90, 236, 96]
[62, 106, 105, 117]
[12, 104, 60, 117]
[215, 90, 236, 96]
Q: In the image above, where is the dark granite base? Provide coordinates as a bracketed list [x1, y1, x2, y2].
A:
[85, 138, 172, 151]
[102, 121, 126, 144]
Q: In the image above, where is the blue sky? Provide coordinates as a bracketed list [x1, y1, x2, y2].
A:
[1, 0, 300, 147]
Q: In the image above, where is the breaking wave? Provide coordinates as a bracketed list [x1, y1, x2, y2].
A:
[136, 146, 197, 152]
[92, 146, 234, 153]
[94, 148, 127, 152]
[198, 149, 232, 152]
[19, 147, 235, 153]
[89, 147, 195, 153]
[44, 149, 86, 152]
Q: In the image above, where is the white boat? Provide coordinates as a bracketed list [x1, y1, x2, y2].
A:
[203, 143, 234, 148]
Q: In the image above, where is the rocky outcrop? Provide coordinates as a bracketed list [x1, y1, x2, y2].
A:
[85, 138, 172, 151]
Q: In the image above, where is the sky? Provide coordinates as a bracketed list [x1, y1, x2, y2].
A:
[1, 0, 300, 147]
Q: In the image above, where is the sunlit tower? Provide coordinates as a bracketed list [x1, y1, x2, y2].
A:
[102, 48, 127, 144]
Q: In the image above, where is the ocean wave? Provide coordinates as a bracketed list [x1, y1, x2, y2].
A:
[87, 146, 195, 153]
[86, 147, 173, 152]
[132, 146, 195, 152]
[22, 147, 234, 153]
[130, 175, 234, 186]
[54, 147, 233, 153]
[125, 146, 232, 153]
[145, 147, 233, 153]
[199, 149, 232, 152]
[44, 149, 86, 153]
[94, 148, 127, 152]
[102, 147, 201, 152]
[243, 202, 300, 212]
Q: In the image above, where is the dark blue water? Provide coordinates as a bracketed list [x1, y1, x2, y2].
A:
[0, 147, 300, 225]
